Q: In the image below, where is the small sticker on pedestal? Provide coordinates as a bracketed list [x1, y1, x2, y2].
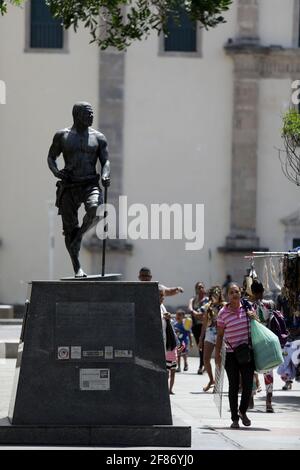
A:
[71, 346, 82, 360]
[105, 346, 113, 360]
[58, 347, 70, 360]
[114, 350, 133, 358]
[83, 350, 104, 358]
[80, 369, 110, 391]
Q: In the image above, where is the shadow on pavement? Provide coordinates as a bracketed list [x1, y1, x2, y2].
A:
[254, 395, 300, 412]
[247, 409, 269, 414]
[189, 392, 229, 396]
[209, 426, 271, 432]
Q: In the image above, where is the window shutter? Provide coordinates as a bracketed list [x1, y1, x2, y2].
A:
[30, 0, 63, 49]
[164, 9, 197, 52]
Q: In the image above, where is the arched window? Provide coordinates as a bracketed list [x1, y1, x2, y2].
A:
[30, 0, 63, 49]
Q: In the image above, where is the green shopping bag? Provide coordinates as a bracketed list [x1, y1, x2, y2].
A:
[250, 320, 284, 372]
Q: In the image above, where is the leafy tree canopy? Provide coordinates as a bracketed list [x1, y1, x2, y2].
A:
[1, 0, 232, 50]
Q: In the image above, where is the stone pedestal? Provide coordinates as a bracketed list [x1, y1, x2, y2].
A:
[2, 281, 191, 447]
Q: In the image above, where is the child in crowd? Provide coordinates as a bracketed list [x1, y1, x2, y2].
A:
[174, 309, 193, 372]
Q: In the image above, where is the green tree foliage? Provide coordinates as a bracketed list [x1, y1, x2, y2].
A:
[1, 0, 232, 50]
[280, 109, 300, 186]
[282, 109, 300, 144]
[0, 0, 22, 15]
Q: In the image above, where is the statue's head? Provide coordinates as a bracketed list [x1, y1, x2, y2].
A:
[72, 102, 93, 128]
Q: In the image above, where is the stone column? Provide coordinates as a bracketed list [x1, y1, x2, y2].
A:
[219, 0, 266, 283]
[237, 0, 259, 44]
[98, 50, 125, 212]
[226, 59, 260, 249]
[84, 50, 132, 276]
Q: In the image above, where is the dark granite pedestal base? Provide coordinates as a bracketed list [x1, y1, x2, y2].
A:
[0, 418, 191, 447]
[5, 281, 191, 447]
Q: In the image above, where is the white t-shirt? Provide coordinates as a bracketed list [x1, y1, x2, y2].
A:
[160, 304, 167, 350]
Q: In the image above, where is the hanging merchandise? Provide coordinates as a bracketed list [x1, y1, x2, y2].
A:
[244, 252, 300, 326]
[263, 259, 270, 294]
[269, 257, 282, 291]
[278, 258, 284, 289]
[282, 255, 300, 314]
[249, 261, 258, 280]
[244, 273, 253, 297]
[244, 261, 258, 296]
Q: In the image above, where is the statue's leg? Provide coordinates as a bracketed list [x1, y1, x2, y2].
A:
[71, 186, 103, 247]
[64, 231, 81, 274]
[60, 188, 85, 276]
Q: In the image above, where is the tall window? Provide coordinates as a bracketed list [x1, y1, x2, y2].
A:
[164, 9, 197, 53]
[30, 0, 63, 49]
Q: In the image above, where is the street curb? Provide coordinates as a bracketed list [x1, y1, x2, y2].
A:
[0, 342, 18, 359]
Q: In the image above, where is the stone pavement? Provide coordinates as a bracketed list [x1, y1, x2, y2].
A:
[0, 323, 22, 359]
[0, 357, 299, 450]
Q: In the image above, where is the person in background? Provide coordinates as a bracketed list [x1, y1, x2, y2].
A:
[138, 267, 184, 296]
[200, 286, 226, 392]
[222, 274, 232, 298]
[250, 280, 276, 412]
[188, 282, 209, 375]
[174, 309, 193, 372]
[216, 283, 256, 429]
[277, 291, 300, 390]
[159, 285, 181, 395]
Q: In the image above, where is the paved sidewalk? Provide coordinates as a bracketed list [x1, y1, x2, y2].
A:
[0, 357, 299, 450]
[0, 324, 22, 359]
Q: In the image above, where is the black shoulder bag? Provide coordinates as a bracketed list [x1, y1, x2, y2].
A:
[165, 319, 177, 351]
[226, 310, 252, 366]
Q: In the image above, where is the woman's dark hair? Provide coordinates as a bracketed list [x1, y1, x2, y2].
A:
[226, 282, 241, 296]
[251, 279, 264, 295]
[195, 281, 205, 292]
[208, 285, 224, 303]
[176, 308, 186, 317]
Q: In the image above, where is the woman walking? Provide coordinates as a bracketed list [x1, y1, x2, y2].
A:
[188, 282, 209, 374]
[215, 283, 256, 429]
[250, 279, 278, 412]
[200, 286, 225, 392]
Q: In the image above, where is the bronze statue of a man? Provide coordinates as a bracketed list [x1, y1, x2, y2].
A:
[48, 102, 110, 277]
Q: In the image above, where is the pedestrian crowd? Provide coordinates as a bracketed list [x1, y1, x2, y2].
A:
[138, 267, 300, 429]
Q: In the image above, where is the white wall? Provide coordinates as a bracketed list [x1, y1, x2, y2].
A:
[0, 4, 100, 303]
[258, 0, 295, 48]
[257, 79, 300, 252]
[123, 4, 238, 307]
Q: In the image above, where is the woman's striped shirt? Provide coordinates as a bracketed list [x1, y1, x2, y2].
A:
[217, 304, 250, 352]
